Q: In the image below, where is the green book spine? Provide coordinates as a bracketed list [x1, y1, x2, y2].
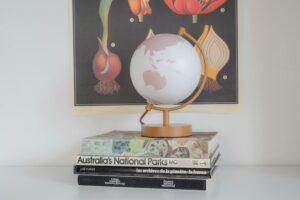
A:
[81, 131, 218, 159]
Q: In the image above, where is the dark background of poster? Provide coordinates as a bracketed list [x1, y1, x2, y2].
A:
[73, 0, 238, 105]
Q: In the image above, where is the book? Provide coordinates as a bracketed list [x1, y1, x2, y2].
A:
[76, 157, 220, 190]
[74, 153, 220, 176]
[74, 153, 220, 177]
[78, 174, 207, 190]
[81, 131, 218, 159]
[75, 148, 219, 169]
[74, 166, 210, 176]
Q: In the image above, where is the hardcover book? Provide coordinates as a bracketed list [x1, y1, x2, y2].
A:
[74, 152, 220, 176]
[81, 131, 218, 159]
[77, 161, 219, 190]
[74, 153, 220, 177]
[78, 174, 207, 190]
[74, 166, 210, 176]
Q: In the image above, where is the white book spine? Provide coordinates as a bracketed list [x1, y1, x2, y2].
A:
[76, 156, 212, 169]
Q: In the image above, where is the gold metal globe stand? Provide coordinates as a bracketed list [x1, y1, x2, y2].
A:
[140, 26, 209, 138]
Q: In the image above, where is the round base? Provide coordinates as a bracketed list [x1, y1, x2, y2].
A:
[141, 124, 192, 138]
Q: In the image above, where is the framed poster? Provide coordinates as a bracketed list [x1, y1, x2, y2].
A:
[72, 0, 238, 109]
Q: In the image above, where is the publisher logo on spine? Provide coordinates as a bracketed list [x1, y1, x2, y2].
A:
[161, 180, 176, 188]
[105, 178, 125, 186]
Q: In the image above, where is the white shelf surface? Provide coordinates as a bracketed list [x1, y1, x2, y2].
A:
[0, 166, 299, 200]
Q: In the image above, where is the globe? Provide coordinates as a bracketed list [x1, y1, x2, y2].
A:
[130, 33, 202, 105]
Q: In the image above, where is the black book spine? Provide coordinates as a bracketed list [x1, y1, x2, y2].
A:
[74, 165, 211, 177]
[78, 174, 206, 190]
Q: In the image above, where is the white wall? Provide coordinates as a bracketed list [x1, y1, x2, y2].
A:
[0, 0, 300, 166]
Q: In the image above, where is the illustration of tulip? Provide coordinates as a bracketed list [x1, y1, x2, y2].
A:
[128, 0, 152, 22]
[164, 0, 227, 23]
[93, 0, 122, 95]
[195, 25, 230, 92]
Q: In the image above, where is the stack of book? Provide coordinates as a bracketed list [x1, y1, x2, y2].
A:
[74, 131, 220, 190]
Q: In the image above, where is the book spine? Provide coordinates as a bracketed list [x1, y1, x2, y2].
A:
[74, 165, 211, 176]
[76, 155, 211, 169]
[78, 174, 206, 190]
[81, 136, 214, 159]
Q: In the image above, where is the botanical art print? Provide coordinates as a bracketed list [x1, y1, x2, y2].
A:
[73, 0, 238, 105]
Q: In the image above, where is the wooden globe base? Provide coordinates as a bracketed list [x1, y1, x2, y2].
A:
[141, 124, 192, 138]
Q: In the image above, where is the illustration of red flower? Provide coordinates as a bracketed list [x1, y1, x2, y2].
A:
[164, 0, 227, 23]
[128, 0, 152, 22]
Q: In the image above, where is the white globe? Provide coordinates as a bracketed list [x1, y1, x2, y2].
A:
[130, 34, 202, 105]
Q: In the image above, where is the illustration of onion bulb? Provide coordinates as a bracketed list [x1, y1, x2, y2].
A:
[196, 25, 230, 92]
[128, 0, 152, 22]
[92, 38, 121, 95]
[92, 0, 122, 95]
